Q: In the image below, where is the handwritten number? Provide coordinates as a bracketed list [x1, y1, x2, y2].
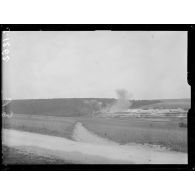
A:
[3, 42, 10, 47]
[2, 49, 9, 56]
[3, 55, 10, 62]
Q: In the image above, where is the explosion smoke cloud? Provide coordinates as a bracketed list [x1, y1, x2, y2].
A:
[109, 89, 132, 113]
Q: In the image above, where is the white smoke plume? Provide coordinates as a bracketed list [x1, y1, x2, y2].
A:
[109, 89, 132, 113]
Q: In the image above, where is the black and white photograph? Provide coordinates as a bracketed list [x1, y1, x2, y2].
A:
[2, 29, 190, 166]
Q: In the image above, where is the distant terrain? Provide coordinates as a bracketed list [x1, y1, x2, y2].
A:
[5, 98, 190, 117]
[5, 98, 115, 117]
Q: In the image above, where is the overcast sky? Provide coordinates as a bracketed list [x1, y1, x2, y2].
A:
[3, 31, 190, 100]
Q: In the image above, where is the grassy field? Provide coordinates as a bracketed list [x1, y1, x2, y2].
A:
[3, 114, 187, 152]
[78, 117, 187, 152]
[3, 115, 76, 139]
[140, 99, 190, 110]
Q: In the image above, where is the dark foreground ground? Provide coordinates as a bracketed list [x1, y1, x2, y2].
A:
[2, 146, 74, 164]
